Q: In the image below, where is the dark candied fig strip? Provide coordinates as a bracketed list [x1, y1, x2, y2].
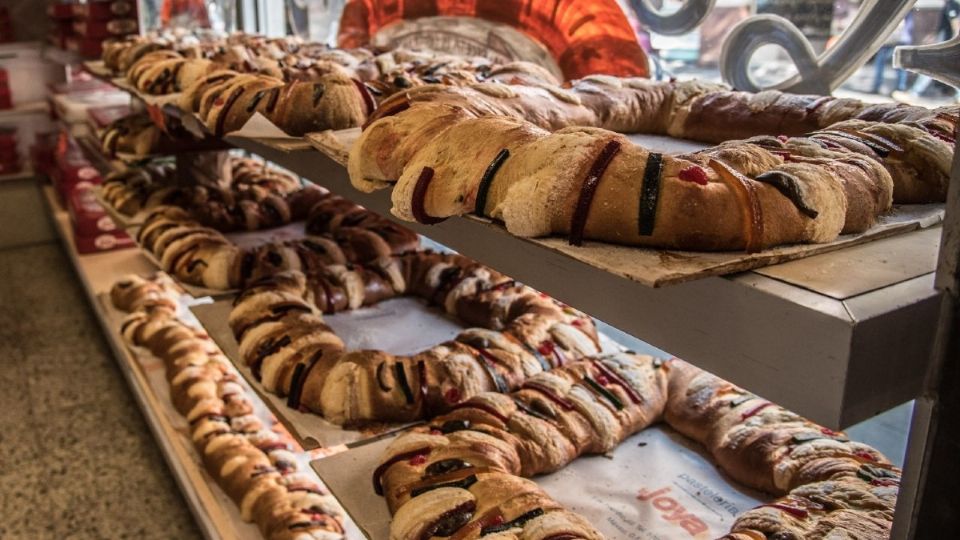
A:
[480, 507, 545, 535]
[312, 83, 325, 107]
[395, 363, 415, 405]
[417, 361, 430, 416]
[422, 500, 476, 539]
[425, 459, 473, 477]
[474, 149, 510, 217]
[246, 89, 267, 112]
[287, 349, 324, 409]
[570, 139, 623, 246]
[637, 152, 664, 237]
[264, 87, 282, 114]
[583, 376, 624, 410]
[438, 419, 471, 434]
[475, 348, 510, 393]
[373, 447, 432, 495]
[592, 360, 643, 405]
[215, 86, 246, 137]
[755, 171, 819, 219]
[410, 474, 478, 498]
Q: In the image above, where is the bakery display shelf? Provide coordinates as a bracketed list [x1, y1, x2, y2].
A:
[87, 68, 945, 426]
[44, 46, 81, 67]
[39, 184, 260, 540]
[0, 164, 36, 184]
[81, 60, 114, 79]
[224, 134, 945, 429]
[0, 100, 48, 118]
[75, 133, 123, 176]
[91, 184, 144, 229]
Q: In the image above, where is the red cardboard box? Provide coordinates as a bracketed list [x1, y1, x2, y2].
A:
[53, 131, 101, 202]
[0, 160, 21, 175]
[73, 18, 138, 39]
[30, 132, 58, 177]
[73, 230, 135, 253]
[67, 187, 133, 253]
[68, 187, 120, 237]
[73, 1, 137, 20]
[0, 86, 11, 110]
[47, 3, 75, 20]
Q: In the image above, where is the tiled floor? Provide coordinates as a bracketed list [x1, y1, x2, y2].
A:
[0, 242, 201, 539]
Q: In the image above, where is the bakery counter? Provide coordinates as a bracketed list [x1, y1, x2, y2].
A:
[225, 134, 944, 429]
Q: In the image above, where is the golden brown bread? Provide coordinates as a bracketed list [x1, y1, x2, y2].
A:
[229, 253, 602, 425]
[110, 275, 348, 540]
[379, 354, 899, 539]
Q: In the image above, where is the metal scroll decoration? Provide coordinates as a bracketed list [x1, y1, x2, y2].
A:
[631, 0, 959, 95]
[630, 0, 716, 36]
[895, 34, 960, 89]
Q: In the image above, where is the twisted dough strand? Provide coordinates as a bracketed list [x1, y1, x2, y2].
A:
[378, 354, 899, 540]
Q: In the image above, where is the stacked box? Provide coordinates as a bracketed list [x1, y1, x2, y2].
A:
[50, 130, 133, 253]
[0, 127, 19, 175]
[47, 1, 76, 49]
[0, 68, 10, 110]
[0, 7, 12, 43]
[67, 0, 139, 58]
[67, 186, 134, 253]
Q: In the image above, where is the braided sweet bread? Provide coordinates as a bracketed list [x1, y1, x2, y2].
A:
[110, 275, 348, 540]
[101, 162, 178, 215]
[100, 157, 303, 223]
[378, 354, 899, 539]
[100, 113, 162, 157]
[135, 189, 419, 289]
[350, 81, 955, 252]
[228, 253, 601, 425]
[105, 31, 560, 138]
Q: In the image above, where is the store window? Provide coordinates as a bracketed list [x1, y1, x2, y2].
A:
[141, 0, 958, 104]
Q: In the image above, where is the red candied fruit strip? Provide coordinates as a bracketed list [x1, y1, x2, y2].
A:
[741, 402, 774, 421]
[763, 503, 809, 519]
[871, 478, 899, 487]
[678, 165, 709, 186]
[444, 387, 462, 404]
